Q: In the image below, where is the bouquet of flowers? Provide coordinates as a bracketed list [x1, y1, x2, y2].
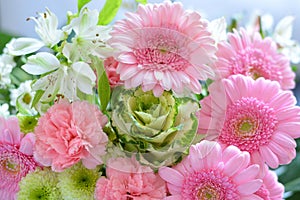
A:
[1, 0, 300, 199]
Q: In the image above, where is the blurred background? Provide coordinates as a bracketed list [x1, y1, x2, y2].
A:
[1, 0, 300, 199]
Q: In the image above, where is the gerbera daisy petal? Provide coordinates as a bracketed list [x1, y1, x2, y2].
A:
[109, 1, 216, 96]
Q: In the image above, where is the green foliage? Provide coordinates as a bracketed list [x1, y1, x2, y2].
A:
[98, 0, 122, 25]
[77, 0, 92, 12]
[136, 0, 147, 4]
[90, 55, 111, 113]
[0, 32, 13, 52]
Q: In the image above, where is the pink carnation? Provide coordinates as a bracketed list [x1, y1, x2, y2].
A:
[104, 56, 123, 87]
[215, 28, 295, 89]
[109, 1, 216, 96]
[159, 140, 263, 199]
[198, 75, 300, 170]
[255, 165, 284, 199]
[34, 100, 108, 172]
[95, 157, 166, 199]
[0, 117, 38, 199]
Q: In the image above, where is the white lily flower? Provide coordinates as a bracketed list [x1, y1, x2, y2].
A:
[6, 9, 63, 56]
[62, 8, 112, 62]
[29, 8, 64, 47]
[21, 52, 96, 102]
[208, 17, 227, 44]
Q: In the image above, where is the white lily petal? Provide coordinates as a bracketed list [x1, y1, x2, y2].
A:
[76, 75, 95, 94]
[71, 62, 96, 82]
[274, 16, 295, 41]
[208, 17, 227, 43]
[31, 8, 64, 47]
[21, 52, 60, 75]
[6, 37, 44, 56]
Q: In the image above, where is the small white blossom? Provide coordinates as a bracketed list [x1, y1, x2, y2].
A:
[0, 103, 10, 117]
[0, 53, 15, 88]
[10, 80, 35, 109]
[273, 16, 300, 64]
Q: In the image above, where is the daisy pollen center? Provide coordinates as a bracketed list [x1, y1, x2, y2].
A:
[183, 170, 239, 200]
[220, 97, 278, 152]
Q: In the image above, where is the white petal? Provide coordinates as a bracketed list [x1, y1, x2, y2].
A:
[274, 16, 295, 41]
[71, 62, 96, 82]
[6, 37, 44, 56]
[21, 52, 60, 75]
[208, 17, 227, 43]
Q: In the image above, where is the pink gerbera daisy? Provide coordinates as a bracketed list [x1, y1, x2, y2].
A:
[159, 140, 263, 199]
[215, 28, 295, 90]
[0, 117, 39, 199]
[34, 100, 108, 172]
[95, 156, 166, 200]
[109, 1, 216, 96]
[198, 75, 300, 169]
[255, 165, 284, 199]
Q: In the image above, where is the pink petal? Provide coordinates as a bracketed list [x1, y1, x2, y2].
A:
[223, 153, 249, 177]
[237, 179, 263, 195]
[240, 194, 264, 200]
[118, 52, 137, 64]
[19, 133, 35, 155]
[158, 167, 184, 187]
[233, 164, 260, 184]
[259, 146, 279, 169]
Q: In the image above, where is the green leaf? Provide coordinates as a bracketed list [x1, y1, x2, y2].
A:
[90, 56, 111, 112]
[31, 90, 45, 108]
[77, 0, 91, 12]
[98, 67, 111, 112]
[285, 177, 300, 192]
[98, 0, 122, 25]
[135, 0, 147, 4]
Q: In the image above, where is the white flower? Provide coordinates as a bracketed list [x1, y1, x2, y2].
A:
[273, 16, 300, 63]
[62, 8, 112, 62]
[208, 17, 227, 44]
[6, 8, 63, 56]
[0, 103, 10, 117]
[0, 53, 15, 87]
[21, 52, 96, 102]
[10, 80, 36, 115]
[29, 8, 64, 47]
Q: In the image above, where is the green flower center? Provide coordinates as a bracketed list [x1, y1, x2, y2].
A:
[197, 185, 220, 200]
[3, 158, 20, 174]
[22, 93, 32, 105]
[29, 187, 51, 200]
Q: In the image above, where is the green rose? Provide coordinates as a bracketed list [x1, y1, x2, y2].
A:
[110, 87, 199, 168]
